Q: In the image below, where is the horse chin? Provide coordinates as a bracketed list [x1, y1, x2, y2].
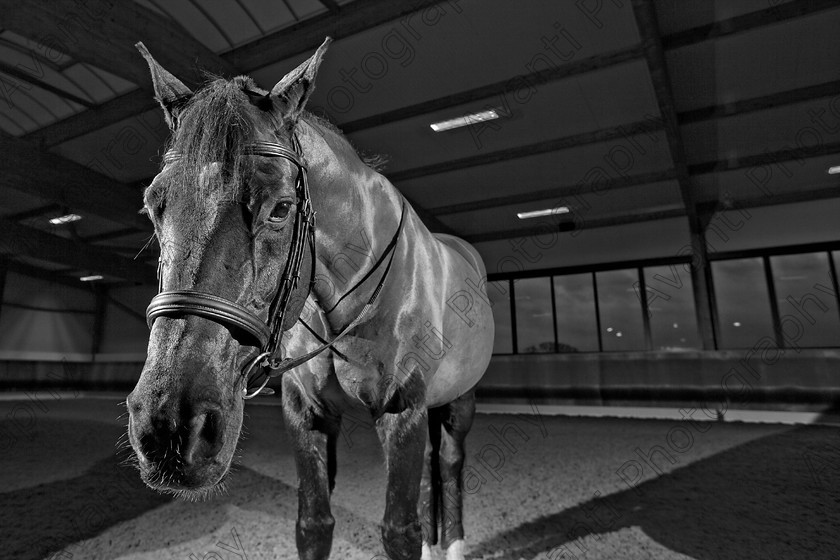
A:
[138, 456, 234, 502]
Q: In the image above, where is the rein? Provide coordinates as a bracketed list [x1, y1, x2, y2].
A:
[146, 135, 406, 399]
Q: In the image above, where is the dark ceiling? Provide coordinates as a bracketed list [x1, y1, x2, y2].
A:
[1, 0, 839, 287]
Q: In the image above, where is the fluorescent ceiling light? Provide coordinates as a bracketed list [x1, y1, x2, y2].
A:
[828, 165, 840, 174]
[430, 109, 500, 132]
[49, 213, 82, 225]
[517, 207, 570, 220]
[80, 275, 103, 282]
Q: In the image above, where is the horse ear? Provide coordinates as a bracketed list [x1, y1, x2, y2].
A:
[270, 37, 331, 121]
[136, 42, 193, 130]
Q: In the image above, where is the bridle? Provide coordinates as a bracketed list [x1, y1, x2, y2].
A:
[146, 133, 405, 399]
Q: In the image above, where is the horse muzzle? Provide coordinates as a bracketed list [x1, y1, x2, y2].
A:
[127, 387, 237, 492]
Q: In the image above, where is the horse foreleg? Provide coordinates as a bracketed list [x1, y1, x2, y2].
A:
[419, 408, 442, 560]
[376, 404, 427, 560]
[438, 390, 476, 560]
[282, 379, 340, 560]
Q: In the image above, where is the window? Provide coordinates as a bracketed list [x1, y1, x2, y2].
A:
[643, 265, 701, 350]
[596, 269, 646, 351]
[514, 277, 554, 353]
[553, 273, 598, 352]
[488, 280, 512, 354]
[712, 258, 774, 348]
[488, 247, 840, 355]
[770, 252, 840, 347]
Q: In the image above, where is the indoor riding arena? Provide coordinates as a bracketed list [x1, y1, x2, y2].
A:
[1, 2, 839, 560]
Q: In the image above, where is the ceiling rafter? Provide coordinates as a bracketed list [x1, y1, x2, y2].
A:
[0, 61, 94, 108]
[319, 0, 341, 12]
[662, 0, 840, 50]
[464, 208, 686, 244]
[0, 36, 71, 72]
[0, 0, 236, 89]
[689, 140, 840, 176]
[0, 218, 156, 285]
[389, 118, 664, 182]
[678, 80, 840, 124]
[25, 0, 448, 148]
[430, 170, 677, 216]
[225, 0, 443, 70]
[82, 228, 147, 244]
[468, 181, 840, 248]
[341, 46, 644, 133]
[3, 259, 88, 290]
[4, 203, 63, 222]
[24, 0, 834, 152]
[26, 89, 155, 147]
[0, 134, 149, 231]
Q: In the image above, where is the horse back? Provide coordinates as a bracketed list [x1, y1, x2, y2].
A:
[433, 233, 487, 278]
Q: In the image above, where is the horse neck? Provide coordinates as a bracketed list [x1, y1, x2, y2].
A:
[297, 119, 404, 325]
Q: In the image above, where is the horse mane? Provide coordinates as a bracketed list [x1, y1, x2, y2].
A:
[159, 75, 386, 208]
[303, 111, 389, 172]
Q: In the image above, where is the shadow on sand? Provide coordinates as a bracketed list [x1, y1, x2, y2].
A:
[467, 424, 840, 560]
[0, 416, 383, 559]
[0, 418, 172, 560]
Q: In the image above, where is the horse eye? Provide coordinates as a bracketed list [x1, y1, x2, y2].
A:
[268, 201, 292, 222]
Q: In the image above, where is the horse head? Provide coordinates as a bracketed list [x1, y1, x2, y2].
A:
[126, 39, 331, 498]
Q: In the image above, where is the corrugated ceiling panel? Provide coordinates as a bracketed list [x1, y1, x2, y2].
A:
[134, 0, 334, 54]
[254, 0, 641, 124]
[86, 66, 136, 95]
[681, 98, 840, 165]
[437, 181, 684, 236]
[0, 30, 74, 68]
[347, 60, 660, 175]
[238, 0, 297, 33]
[146, 0, 230, 52]
[668, 8, 840, 112]
[200, 0, 262, 47]
[692, 154, 840, 204]
[62, 64, 118, 102]
[0, 188, 50, 217]
[0, 33, 139, 135]
[285, 0, 330, 21]
[0, 112, 27, 135]
[0, 44, 89, 102]
[654, 0, 797, 35]
[135, 0, 166, 16]
[395, 131, 674, 210]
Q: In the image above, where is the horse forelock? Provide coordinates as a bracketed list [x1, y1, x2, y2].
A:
[162, 77, 266, 206]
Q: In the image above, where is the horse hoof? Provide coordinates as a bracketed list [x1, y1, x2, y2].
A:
[421, 542, 433, 560]
[445, 539, 465, 560]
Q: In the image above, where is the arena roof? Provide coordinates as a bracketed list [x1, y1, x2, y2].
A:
[1, 0, 839, 286]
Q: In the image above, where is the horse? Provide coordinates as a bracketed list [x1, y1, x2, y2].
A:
[125, 38, 494, 560]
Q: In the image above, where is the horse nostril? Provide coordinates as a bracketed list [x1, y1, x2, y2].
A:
[126, 392, 143, 415]
[130, 402, 181, 464]
[182, 407, 225, 466]
[137, 429, 167, 463]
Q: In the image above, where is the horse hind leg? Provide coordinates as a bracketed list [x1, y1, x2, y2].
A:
[437, 389, 477, 560]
